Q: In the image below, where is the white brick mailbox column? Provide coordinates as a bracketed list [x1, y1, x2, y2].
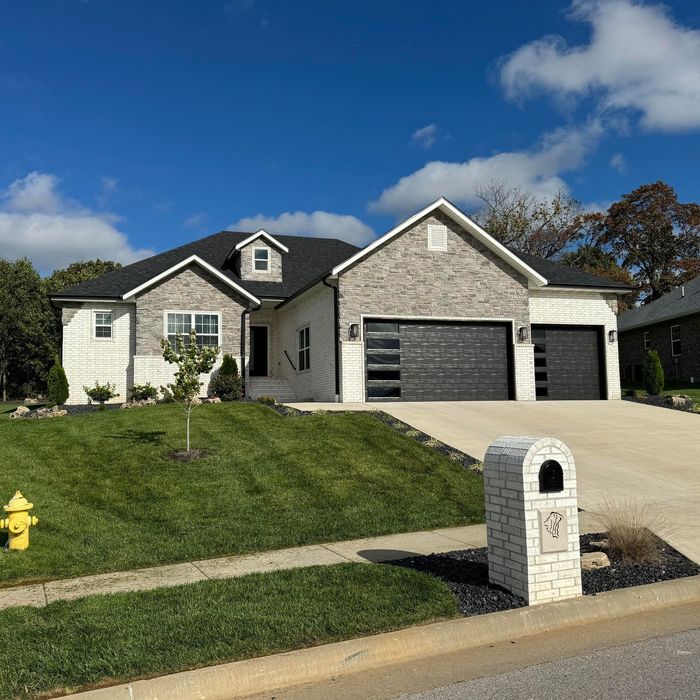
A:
[484, 436, 582, 605]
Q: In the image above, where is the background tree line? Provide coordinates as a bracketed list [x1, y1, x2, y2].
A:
[0, 259, 121, 400]
[1, 180, 698, 400]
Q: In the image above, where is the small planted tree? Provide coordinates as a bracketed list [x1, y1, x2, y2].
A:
[47, 356, 69, 406]
[161, 329, 218, 453]
[643, 349, 665, 396]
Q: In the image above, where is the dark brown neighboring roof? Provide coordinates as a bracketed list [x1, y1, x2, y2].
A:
[618, 276, 700, 332]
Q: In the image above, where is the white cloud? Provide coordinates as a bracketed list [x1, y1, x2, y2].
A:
[609, 152, 626, 173]
[183, 212, 208, 229]
[499, 0, 700, 132]
[370, 122, 602, 218]
[411, 124, 438, 149]
[229, 210, 375, 247]
[0, 172, 153, 274]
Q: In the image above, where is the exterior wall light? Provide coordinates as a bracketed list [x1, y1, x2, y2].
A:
[608, 329, 617, 343]
[349, 323, 359, 340]
[518, 326, 529, 342]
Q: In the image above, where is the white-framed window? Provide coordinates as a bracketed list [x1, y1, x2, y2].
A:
[94, 311, 113, 339]
[298, 325, 310, 371]
[427, 223, 448, 251]
[253, 247, 270, 272]
[165, 312, 220, 348]
[643, 331, 650, 350]
[670, 325, 681, 357]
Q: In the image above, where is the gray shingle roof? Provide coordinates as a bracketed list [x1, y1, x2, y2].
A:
[50, 231, 360, 301]
[51, 229, 632, 303]
[618, 276, 700, 331]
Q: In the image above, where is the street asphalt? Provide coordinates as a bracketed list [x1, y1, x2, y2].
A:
[401, 628, 700, 700]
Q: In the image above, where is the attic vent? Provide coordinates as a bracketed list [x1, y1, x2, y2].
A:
[427, 224, 448, 251]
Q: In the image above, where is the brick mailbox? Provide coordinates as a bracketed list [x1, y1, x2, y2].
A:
[483, 436, 582, 605]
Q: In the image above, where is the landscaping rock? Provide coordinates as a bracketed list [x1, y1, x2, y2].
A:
[664, 395, 695, 410]
[205, 397, 222, 404]
[24, 397, 40, 405]
[10, 406, 30, 418]
[581, 551, 611, 570]
[120, 398, 157, 409]
[36, 405, 67, 419]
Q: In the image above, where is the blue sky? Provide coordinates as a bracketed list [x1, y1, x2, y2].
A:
[2, 0, 700, 273]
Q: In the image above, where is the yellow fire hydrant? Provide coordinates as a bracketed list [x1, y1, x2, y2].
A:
[1, 491, 39, 551]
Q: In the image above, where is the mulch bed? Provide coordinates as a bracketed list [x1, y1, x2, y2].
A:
[623, 395, 698, 413]
[166, 448, 212, 462]
[390, 532, 700, 617]
[63, 403, 123, 416]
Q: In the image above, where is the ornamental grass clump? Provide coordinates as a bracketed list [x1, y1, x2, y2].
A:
[593, 496, 671, 564]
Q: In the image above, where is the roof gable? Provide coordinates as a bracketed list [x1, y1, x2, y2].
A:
[331, 197, 548, 286]
[233, 229, 289, 254]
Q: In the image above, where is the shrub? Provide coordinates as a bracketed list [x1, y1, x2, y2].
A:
[219, 353, 239, 377]
[593, 496, 670, 564]
[210, 373, 243, 401]
[83, 381, 119, 405]
[160, 387, 175, 403]
[47, 356, 69, 406]
[624, 388, 638, 397]
[129, 383, 158, 401]
[643, 350, 664, 396]
[257, 395, 276, 405]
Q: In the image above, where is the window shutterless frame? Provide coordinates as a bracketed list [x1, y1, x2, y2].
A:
[298, 325, 310, 372]
[252, 247, 270, 273]
[670, 325, 681, 357]
[93, 310, 113, 339]
[163, 311, 221, 349]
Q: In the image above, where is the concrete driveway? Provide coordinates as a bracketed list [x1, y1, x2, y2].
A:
[378, 401, 700, 564]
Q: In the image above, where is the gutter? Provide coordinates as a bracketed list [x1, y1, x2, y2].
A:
[241, 302, 262, 397]
[322, 277, 341, 401]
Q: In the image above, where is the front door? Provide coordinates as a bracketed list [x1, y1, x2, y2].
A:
[249, 326, 269, 377]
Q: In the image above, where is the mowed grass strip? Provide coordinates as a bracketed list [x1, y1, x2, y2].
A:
[0, 563, 458, 700]
[0, 403, 483, 585]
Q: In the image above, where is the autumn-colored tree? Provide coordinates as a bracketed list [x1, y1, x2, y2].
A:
[561, 243, 637, 312]
[598, 182, 700, 303]
[472, 181, 586, 260]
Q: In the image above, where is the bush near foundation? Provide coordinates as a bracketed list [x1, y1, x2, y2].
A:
[47, 356, 69, 406]
[210, 374, 243, 401]
[84, 381, 119, 405]
[643, 350, 664, 396]
[129, 383, 158, 401]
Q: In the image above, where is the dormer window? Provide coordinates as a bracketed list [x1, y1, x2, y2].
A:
[253, 247, 270, 273]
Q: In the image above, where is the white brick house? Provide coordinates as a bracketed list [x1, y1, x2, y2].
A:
[51, 198, 630, 404]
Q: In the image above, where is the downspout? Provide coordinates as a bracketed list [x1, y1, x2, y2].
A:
[322, 277, 340, 402]
[240, 306, 255, 398]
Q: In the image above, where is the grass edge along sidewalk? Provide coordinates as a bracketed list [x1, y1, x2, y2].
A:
[0, 563, 457, 700]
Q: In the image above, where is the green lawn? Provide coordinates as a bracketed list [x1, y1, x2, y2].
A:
[0, 563, 458, 700]
[622, 381, 700, 402]
[0, 403, 483, 586]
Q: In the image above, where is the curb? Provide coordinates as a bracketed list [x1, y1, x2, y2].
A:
[69, 575, 700, 700]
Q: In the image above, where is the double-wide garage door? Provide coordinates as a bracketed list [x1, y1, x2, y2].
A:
[364, 320, 513, 401]
[364, 320, 606, 402]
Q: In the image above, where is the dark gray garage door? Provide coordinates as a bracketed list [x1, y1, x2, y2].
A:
[532, 325, 605, 400]
[364, 320, 513, 401]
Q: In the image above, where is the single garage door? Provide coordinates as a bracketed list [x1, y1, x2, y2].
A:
[364, 320, 513, 401]
[532, 325, 606, 400]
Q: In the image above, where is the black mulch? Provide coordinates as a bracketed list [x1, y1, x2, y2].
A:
[389, 532, 700, 617]
[623, 395, 698, 413]
[63, 403, 123, 416]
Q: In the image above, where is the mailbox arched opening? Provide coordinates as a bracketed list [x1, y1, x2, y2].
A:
[539, 460, 564, 493]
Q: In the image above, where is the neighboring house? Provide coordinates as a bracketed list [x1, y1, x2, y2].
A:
[618, 276, 700, 384]
[51, 198, 631, 405]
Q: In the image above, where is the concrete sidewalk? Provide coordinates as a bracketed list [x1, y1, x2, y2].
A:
[1, 514, 601, 611]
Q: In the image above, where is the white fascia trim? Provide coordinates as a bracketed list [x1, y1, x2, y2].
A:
[234, 229, 290, 254]
[51, 297, 132, 303]
[121, 255, 262, 305]
[330, 197, 548, 286]
[535, 285, 633, 295]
